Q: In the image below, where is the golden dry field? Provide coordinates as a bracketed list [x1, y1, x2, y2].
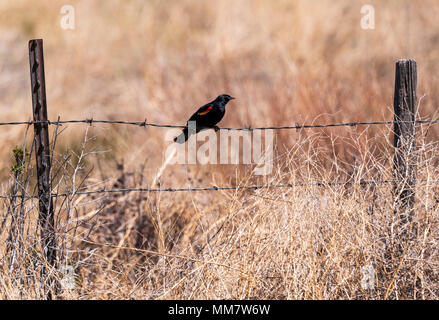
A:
[0, 0, 439, 299]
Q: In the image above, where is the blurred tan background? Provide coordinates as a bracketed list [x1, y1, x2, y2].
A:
[2, 0, 439, 300]
[0, 0, 438, 183]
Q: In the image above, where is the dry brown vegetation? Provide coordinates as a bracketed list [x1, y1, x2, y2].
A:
[0, 0, 439, 299]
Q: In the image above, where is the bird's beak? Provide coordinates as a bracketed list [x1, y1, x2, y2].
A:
[230, 96, 235, 100]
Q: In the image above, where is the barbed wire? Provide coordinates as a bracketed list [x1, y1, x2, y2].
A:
[0, 119, 439, 130]
[1, 117, 438, 200]
[2, 178, 437, 200]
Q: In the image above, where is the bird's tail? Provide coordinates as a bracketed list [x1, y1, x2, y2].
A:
[173, 128, 190, 143]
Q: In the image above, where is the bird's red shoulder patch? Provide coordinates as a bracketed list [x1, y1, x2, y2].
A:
[197, 106, 212, 115]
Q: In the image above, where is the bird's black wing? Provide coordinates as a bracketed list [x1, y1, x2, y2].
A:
[187, 102, 215, 122]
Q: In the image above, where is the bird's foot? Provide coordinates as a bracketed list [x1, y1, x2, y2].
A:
[213, 125, 220, 132]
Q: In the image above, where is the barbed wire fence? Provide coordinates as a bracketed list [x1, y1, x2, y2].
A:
[3, 118, 439, 199]
[0, 179, 404, 199]
[0, 40, 432, 298]
[3, 179, 439, 200]
[1, 118, 439, 129]
[2, 118, 437, 198]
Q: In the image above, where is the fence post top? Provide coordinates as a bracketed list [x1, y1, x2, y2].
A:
[396, 59, 417, 64]
[28, 39, 43, 47]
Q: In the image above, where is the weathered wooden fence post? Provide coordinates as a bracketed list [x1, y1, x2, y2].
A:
[28, 39, 57, 298]
[393, 59, 417, 242]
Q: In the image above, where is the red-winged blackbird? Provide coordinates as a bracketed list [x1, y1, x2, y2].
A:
[174, 94, 235, 143]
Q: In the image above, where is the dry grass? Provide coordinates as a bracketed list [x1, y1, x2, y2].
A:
[0, 0, 439, 299]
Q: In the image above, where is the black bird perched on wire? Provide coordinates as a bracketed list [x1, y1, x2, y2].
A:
[174, 94, 235, 143]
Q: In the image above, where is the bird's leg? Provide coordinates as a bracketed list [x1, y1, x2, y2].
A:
[213, 125, 220, 132]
